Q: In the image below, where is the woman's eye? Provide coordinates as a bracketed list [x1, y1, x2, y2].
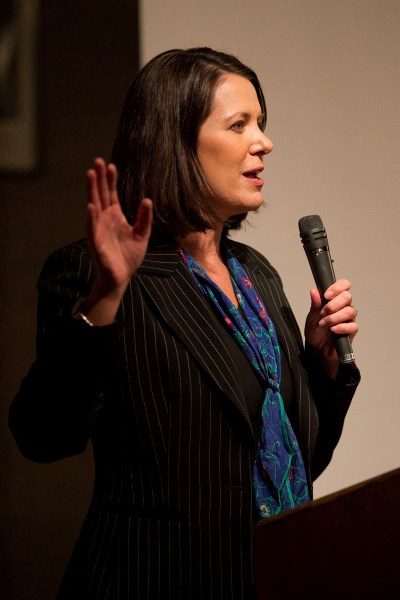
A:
[231, 121, 245, 131]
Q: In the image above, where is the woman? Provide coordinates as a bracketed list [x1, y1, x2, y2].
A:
[9, 47, 360, 599]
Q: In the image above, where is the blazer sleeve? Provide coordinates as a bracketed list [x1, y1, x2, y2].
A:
[9, 241, 121, 463]
[303, 346, 361, 480]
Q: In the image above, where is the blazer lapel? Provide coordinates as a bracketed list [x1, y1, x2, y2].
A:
[136, 245, 255, 437]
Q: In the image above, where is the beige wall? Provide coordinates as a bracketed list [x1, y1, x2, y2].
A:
[141, 0, 400, 498]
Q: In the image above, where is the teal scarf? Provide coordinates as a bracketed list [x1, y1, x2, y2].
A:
[179, 246, 310, 519]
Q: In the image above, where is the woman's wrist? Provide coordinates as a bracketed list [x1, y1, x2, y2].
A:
[305, 342, 339, 381]
[72, 279, 127, 326]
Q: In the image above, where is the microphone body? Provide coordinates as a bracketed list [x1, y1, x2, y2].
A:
[298, 215, 355, 365]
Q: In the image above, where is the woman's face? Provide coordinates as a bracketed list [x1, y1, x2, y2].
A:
[197, 73, 273, 223]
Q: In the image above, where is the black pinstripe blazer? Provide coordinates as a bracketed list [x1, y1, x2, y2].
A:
[9, 238, 360, 599]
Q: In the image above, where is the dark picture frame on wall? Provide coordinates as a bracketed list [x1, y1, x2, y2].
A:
[0, 0, 39, 173]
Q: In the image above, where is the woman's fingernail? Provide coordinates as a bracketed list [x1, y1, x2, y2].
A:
[325, 290, 333, 299]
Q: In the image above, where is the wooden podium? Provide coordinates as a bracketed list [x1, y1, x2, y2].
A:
[254, 468, 400, 600]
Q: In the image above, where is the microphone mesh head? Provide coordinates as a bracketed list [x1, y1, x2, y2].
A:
[298, 214, 323, 236]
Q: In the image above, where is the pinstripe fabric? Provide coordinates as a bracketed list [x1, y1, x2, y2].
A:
[9, 238, 359, 599]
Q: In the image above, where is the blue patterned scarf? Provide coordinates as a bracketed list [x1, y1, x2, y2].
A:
[179, 245, 310, 519]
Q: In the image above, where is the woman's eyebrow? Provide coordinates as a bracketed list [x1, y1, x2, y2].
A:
[223, 111, 266, 124]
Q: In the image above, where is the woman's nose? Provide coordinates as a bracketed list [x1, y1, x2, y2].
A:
[250, 133, 273, 156]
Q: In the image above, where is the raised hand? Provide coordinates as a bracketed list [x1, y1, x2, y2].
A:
[304, 279, 359, 379]
[81, 158, 153, 325]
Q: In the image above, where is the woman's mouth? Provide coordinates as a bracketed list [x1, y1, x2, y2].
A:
[243, 169, 264, 185]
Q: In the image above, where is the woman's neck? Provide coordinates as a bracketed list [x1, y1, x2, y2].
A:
[179, 227, 239, 307]
[179, 227, 225, 272]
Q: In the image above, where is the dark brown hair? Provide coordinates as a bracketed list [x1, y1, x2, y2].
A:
[111, 47, 267, 244]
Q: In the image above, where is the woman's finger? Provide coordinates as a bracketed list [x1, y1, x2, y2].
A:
[86, 169, 100, 215]
[330, 320, 359, 341]
[320, 290, 353, 317]
[106, 163, 119, 205]
[132, 198, 153, 240]
[324, 279, 351, 300]
[319, 304, 357, 328]
[94, 157, 111, 208]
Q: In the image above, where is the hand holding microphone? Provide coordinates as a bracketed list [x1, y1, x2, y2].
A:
[298, 215, 358, 370]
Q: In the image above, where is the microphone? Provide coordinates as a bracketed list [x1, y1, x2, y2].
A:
[298, 214, 355, 365]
